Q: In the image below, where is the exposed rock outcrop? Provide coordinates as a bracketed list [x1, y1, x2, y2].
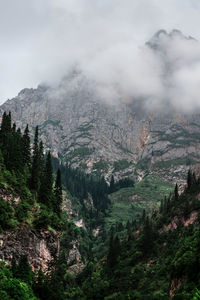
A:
[1, 82, 200, 186]
[66, 239, 85, 275]
[0, 225, 60, 273]
[160, 210, 199, 233]
[170, 277, 185, 299]
[1, 30, 200, 185]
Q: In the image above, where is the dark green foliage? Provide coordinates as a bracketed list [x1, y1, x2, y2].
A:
[33, 270, 51, 300]
[187, 169, 192, 189]
[116, 177, 134, 189]
[65, 178, 200, 299]
[15, 201, 31, 223]
[38, 152, 54, 207]
[0, 113, 66, 231]
[22, 125, 31, 167]
[108, 176, 134, 194]
[0, 112, 23, 173]
[33, 206, 64, 230]
[174, 183, 179, 201]
[63, 163, 110, 215]
[1, 110, 200, 299]
[0, 198, 17, 230]
[38, 141, 44, 179]
[193, 289, 200, 300]
[53, 168, 62, 216]
[109, 175, 115, 193]
[30, 126, 40, 191]
[0, 261, 37, 300]
[113, 159, 132, 172]
[12, 255, 34, 285]
[107, 232, 121, 268]
[1, 111, 11, 133]
[138, 216, 155, 256]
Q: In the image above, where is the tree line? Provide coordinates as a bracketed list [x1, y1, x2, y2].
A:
[0, 112, 62, 229]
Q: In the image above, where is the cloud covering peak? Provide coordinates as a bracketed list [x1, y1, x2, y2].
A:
[1, 1, 200, 112]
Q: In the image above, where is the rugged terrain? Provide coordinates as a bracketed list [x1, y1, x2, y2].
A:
[1, 74, 200, 187]
[1, 30, 200, 187]
[0, 30, 200, 299]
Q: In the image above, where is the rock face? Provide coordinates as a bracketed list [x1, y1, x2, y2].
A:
[0, 225, 60, 273]
[1, 30, 200, 184]
[67, 240, 85, 275]
[1, 81, 200, 185]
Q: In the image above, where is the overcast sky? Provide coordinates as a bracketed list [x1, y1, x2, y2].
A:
[1, 0, 200, 104]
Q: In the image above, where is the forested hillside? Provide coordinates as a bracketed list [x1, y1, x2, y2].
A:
[0, 112, 132, 299]
[0, 112, 200, 299]
[72, 173, 200, 299]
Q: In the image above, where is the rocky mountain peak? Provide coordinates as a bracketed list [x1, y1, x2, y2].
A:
[146, 29, 196, 50]
[1, 30, 200, 185]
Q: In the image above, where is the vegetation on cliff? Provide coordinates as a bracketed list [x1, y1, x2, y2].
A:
[0, 112, 200, 299]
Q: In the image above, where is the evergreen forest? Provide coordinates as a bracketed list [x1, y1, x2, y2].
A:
[0, 112, 200, 299]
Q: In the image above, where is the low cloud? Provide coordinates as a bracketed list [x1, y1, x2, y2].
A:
[1, 1, 200, 113]
[64, 29, 200, 113]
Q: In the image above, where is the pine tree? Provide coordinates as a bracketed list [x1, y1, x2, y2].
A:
[12, 123, 16, 132]
[126, 220, 131, 234]
[166, 196, 171, 211]
[140, 216, 154, 255]
[0, 112, 7, 134]
[38, 141, 44, 177]
[11, 126, 23, 172]
[174, 183, 179, 201]
[30, 126, 40, 191]
[45, 151, 53, 191]
[17, 255, 33, 284]
[54, 168, 62, 215]
[142, 209, 146, 222]
[107, 228, 114, 268]
[160, 199, 163, 213]
[193, 172, 197, 185]
[109, 175, 115, 193]
[39, 151, 53, 207]
[0, 112, 12, 169]
[11, 257, 18, 277]
[163, 196, 167, 213]
[22, 124, 31, 167]
[0, 112, 25, 172]
[187, 169, 192, 190]
[107, 231, 120, 268]
[0, 111, 11, 133]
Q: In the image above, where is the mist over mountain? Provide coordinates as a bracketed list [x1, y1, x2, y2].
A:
[1, 30, 200, 189]
[2, 1, 200, 299]
[1, 25, 200, 298]
[81, 29, 200, 113]
[24, 28, 200, 114]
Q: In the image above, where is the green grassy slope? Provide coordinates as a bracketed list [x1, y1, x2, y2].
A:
[105, 175, 174, 228]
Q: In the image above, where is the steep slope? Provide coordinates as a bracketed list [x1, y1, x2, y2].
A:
[0, 112, 87, 277]
[72, 176, 200, 299]
[1, 78, 200, 185]
[1, 29, 200, 187]
[0, 116, 199, 299]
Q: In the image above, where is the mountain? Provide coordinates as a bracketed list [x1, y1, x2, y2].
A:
[1, 31, 200, 188]
[1, 30, 200, 299]
[146, 29, 196, 50]
[0, 111, 199, 299]
[74, 175, 200, 299]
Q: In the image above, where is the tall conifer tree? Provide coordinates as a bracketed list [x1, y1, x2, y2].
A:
[39, 151, 53, 207]
[22, 125, 31, 167]
[187, 169, 192, 190]
[174, 183, 179, 201]
[109, 175, 115, 193]
[54, 168, 62, 215]
[30, 126, 40, 191]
